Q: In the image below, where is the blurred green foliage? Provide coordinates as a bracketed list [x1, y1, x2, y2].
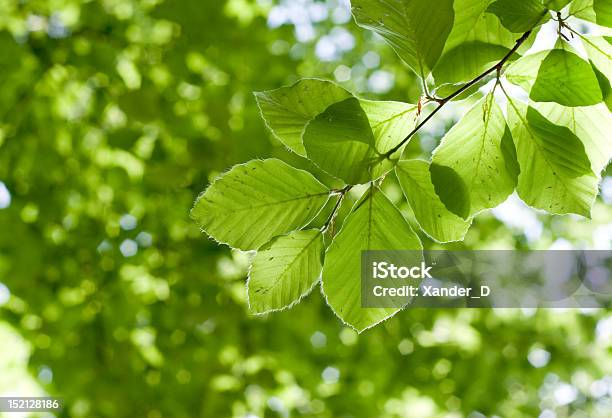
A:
[0, 1, 610, 417]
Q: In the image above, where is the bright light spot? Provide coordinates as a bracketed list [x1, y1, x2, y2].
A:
[492, 194, 543, 242]
[322, 366, 340, 384]
[528, 347, 551, 368]
[120, 214, 137, 231]
[596, 316, 612, 343]
[316, 36, 337, 61]
[0, 182, 11, 209]
[368, 70, 394, 93]
[539, 409, 556, 418]
[136, 231, 153, 247]
[553, 382, 578, 405]
[593, 225, 612, 250]
[48, 13, 68, 39]
[267, 396, 285, 413]
[334, 65, 351, 82]
[397, 339, 414, 355]
[310, 331, 326, 348]
[332, 3, 352, 24]
[267, 7, 288, 28]
[120, 239, 138, 257]
[601, 177, 612, 204]
[295, 23, 315, 42]
[198, 319, 216, 334]
[117, 58, 141, 90]
[549, 238, 573, 250]
[362, 51, 380, 69]
[97, 240, 112, 253]
[330, 27, 355, 52]
[308, 3, 328, 22]
[0, 283, 10, 306]
[590, 379, 608, 398]
[339, 327, 357, 346]
[26, 14, 46, 32]
[38, 366, 53, 384]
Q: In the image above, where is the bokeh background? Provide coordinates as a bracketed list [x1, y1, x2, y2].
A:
[0, 0, 611, 417]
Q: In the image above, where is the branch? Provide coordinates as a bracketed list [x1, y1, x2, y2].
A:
[321, 185, 352, 233]
[384, 30, 533, 158]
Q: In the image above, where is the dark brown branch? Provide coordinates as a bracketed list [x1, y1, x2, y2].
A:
[384, 30, 533, 158]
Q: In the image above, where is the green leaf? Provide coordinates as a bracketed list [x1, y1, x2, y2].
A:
[254, 79, 351, 156]
[594, 0, 612, 25]
[444, 0, 534, 52]
[434, 42, 513, 85]
[432, 93, 519, 217]
[571, 0, 612, 25]
[592, 64, 612, 111]
[487, 0, 549, 32]
[191, 159, 329, 250]
[543, 0, 572, 10]
[582, 35, 612, 111]
[430, 164, 472, 219]
[433, 0, 536, 85]
[506, 46, 603, 106]
[359, 99, 418, 154]
[396, 160, 472, 242]
[505, 50, 548, 92]
[570, 0, 597, 21]
[532, 48, 603, 106]
[506, 101, 598, 217]
[351, 0, 454, 78]
[444, 0, 498, 48]
[247, 229, 324, 314]
[303, 97, 387, 185]
[322, 187, 421, 332]
[532, 102, 612, 176]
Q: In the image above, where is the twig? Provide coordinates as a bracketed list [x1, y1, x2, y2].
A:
[384, 30, 533, 158]
[321, 185, 352, 233]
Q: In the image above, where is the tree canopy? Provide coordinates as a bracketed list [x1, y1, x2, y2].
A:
[0, 1, 611, 417]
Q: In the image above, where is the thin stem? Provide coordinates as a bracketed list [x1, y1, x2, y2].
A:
[564, 24, 589, 42]
[321, 185, 352, 232]
[384, 30, 533, 158]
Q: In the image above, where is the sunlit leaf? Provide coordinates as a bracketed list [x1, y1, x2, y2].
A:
[248, 229, 324, 314]
[594, 0, 612, 26]
[543, 0, 572, 10]
[396, 160, 472, 242]
[303, 97, 388, 184]
[322, 187, 421, 332]
[506, 101, 598, 217]
[531, 49, 602, 106]
[532, 102, 612, 176]
[582, 35, 612, 111]
[351, 0, 454, 78]
[255, 79, 351, 156]
[506, 45, 603, 106]
[359, 99, 418, 155]
[487, 0, 549, 32]
[191, 159, 329, 250]
[570, 0, 612, 26]
[432, 93, 519, 216]
[434, 42, 511, 85]
[433, 0, 536, 85]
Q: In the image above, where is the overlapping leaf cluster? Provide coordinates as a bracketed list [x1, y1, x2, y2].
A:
[193, 0, 612, 332]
